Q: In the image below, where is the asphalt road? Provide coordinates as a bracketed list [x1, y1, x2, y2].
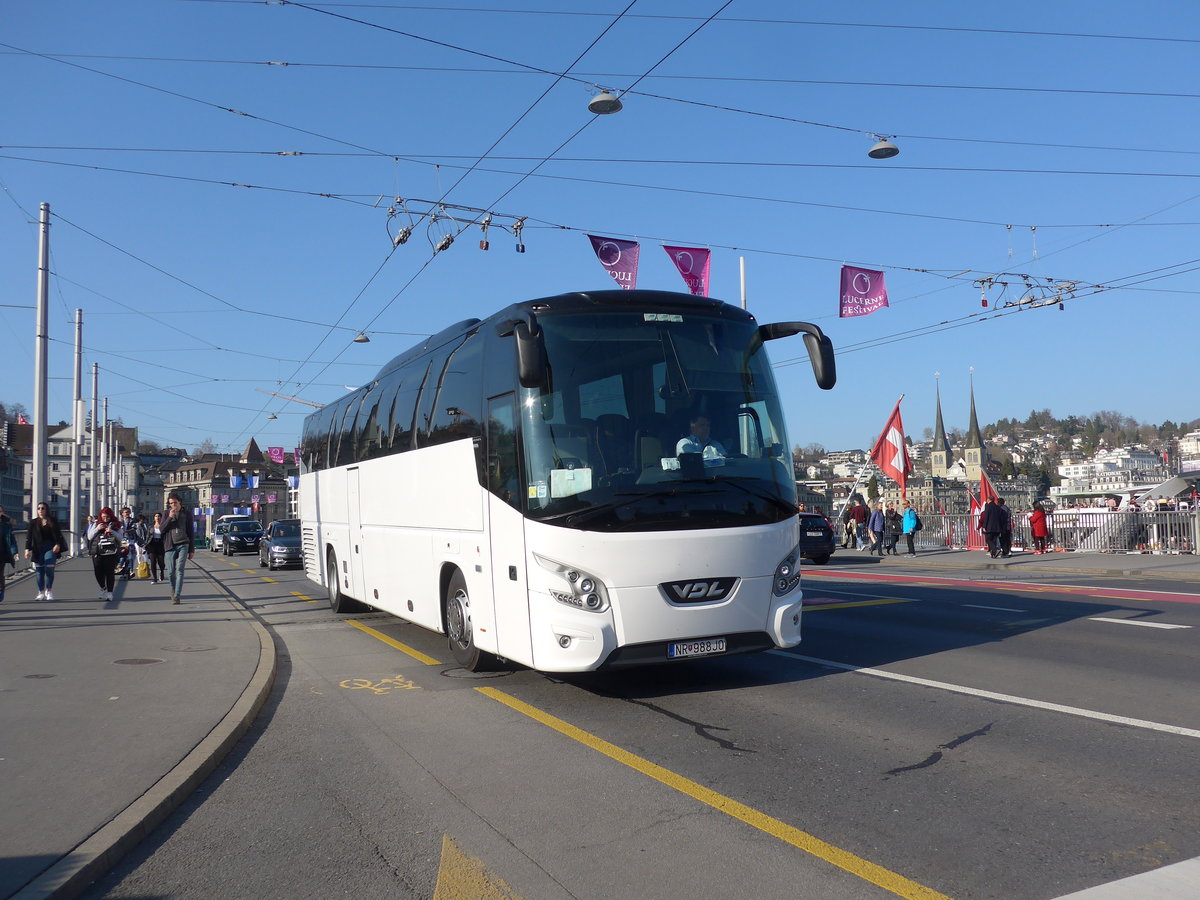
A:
[82, 553, 1200, 900]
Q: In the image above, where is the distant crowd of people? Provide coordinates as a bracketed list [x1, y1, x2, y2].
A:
[0, 493, 195, 604]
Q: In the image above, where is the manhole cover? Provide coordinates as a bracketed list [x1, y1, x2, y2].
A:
[113, 658, 165, 666]
[161, 645, 218, 653]
[440, 668, 510, 680]
[24, 674, 56, 679]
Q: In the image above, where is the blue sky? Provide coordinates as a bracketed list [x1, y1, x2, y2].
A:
[2, 1, 1197, 455]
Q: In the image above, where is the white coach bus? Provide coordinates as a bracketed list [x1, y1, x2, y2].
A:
[300, 289, 835, 672]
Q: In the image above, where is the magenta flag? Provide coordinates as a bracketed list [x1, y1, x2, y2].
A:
[662, 245, 710, 296]
[293, 447, 301, 465]
[267, 446, 285, 464]
[587, 235, 639, 290]
[839, 265, 889, 318]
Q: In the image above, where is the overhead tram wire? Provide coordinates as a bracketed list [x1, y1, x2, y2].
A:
[179, 3, 1200, 46]
[11, 148, 1200, 232]
[343, 0, 738, 342]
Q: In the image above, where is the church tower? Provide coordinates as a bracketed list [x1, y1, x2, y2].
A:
[963, 374, 989, 483]
[930, 380, 953, 478]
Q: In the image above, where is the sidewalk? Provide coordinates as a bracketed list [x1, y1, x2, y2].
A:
[821, 545, 1200, 582]
[0, 556, 274, 900]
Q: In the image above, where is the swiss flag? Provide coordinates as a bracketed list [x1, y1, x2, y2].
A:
[869, 400, 910, 496]
[979, 471, 1000, 505]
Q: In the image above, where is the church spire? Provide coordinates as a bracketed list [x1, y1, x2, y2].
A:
[932, 381, 952, 455]
[964, 370, 984, 449]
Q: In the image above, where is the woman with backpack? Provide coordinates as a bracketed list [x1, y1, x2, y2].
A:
[87, 507, 124, 601]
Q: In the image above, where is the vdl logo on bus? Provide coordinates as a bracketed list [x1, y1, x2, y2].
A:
[663, 577, 737, 604]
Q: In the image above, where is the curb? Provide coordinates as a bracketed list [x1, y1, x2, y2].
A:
[11, 572, 277, 900]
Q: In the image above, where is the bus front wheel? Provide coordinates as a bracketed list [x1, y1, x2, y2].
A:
[445, 570, 488, 671]
[326, 549, 366, 614]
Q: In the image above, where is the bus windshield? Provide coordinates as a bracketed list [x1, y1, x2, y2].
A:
[518, 309, 795, 532]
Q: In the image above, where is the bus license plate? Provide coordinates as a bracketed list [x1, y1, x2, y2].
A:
[668, 638, 727, 659]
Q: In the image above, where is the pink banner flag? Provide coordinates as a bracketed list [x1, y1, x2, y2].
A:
[587, 235, 639, 290]
[293, 447, 301, 465]
[267, 446, 285, 464]
[662, 245, 710, 296]
[839, 265, 889, 318]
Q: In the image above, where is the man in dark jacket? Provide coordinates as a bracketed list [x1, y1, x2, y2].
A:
[979, 499, 1003, 558]
[996, 498, 1013, 557]
[162, 492, 195, 605]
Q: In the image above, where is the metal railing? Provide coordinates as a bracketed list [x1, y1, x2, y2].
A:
[914, 510, 1198, 554]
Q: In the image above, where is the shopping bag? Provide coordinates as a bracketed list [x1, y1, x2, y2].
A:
[136, 561, 150, 580]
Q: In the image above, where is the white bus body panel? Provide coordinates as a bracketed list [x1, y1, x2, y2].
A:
[520, 515, 802, 672]
[303, 440, 803, 672]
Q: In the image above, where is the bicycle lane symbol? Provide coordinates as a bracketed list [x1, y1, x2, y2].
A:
[339, 675, 421, 695]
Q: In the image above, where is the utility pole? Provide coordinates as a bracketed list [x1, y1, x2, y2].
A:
[100, 398, 109, 511]
[90, 363, 98, 515]
[69, 309, 83, 553]
[32, 203, 50, 515]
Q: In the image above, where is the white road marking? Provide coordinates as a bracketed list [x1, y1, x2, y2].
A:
[963, 604, 1026, 612]
[1088, 617, 1191, 630]
[769, 651, 1200, 739]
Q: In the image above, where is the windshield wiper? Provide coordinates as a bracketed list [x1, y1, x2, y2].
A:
[554, 488, 723, 528]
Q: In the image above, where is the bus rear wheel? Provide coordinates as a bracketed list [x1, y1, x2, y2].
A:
[326, 549, 366, 614]
[445, 570, 488, 671]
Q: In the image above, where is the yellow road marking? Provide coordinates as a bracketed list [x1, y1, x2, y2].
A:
[476, 686, 951, 900]
[262, 577, 277, 583]
[346, 619, 443, 666]
[434, 834, 522, 900]
[290, 591, 318, 603]
[805, 598, 911, 612]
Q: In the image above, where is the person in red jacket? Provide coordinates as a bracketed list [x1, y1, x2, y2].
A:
[1028, 502, 1050, 553]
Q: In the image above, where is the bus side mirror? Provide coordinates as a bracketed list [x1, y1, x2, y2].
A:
[514, 320, 548, 389]
[759, 321, 837, 390]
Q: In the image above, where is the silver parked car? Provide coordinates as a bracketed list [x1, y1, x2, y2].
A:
[259, 519, 302, 570]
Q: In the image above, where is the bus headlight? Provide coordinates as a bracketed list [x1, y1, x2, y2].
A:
[772, 545, 801, 597]
[534, 554, 610, 613]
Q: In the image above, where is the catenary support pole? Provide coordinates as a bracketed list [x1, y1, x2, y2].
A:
[31, 203, 50, 516]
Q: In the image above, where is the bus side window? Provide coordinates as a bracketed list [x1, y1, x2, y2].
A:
[486, 395, 520, 510]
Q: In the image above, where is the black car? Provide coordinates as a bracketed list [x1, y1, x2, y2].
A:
[797, 512, 836, 565]
[224, 520, 264, 556]
[259, 519, 302, 570]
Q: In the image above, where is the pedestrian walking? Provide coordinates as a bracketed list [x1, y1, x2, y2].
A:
[127, 514, 150, 579]
[1028, 502, 1050, 553]
[24, 502, 66, 601]
[867, 501, 886, 557]
[86, 507, 124, 600]
[840, 503, 857, 549]
[883, 503, 903, 555]
[979, 498, 1002, 558]
[901, 500, 920, 557]
[145, 512, 166, 583]
[162, 492, 195, 604]
[848, 497, 869, 550]
[996, 498, 1013, 557]
[0, 504, 18, 603]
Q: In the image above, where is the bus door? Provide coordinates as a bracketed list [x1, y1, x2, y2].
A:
[346, 466, 365, 599]
[486, 395, 532, 663]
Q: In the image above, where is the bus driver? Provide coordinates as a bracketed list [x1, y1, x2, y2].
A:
[676, 413, 728, 461]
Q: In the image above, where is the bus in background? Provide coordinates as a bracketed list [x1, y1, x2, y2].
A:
[299, 289, 835, 672]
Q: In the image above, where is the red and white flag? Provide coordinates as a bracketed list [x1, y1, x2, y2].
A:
[869, 399, 910, 497]
[979, 471, 1000, 505]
